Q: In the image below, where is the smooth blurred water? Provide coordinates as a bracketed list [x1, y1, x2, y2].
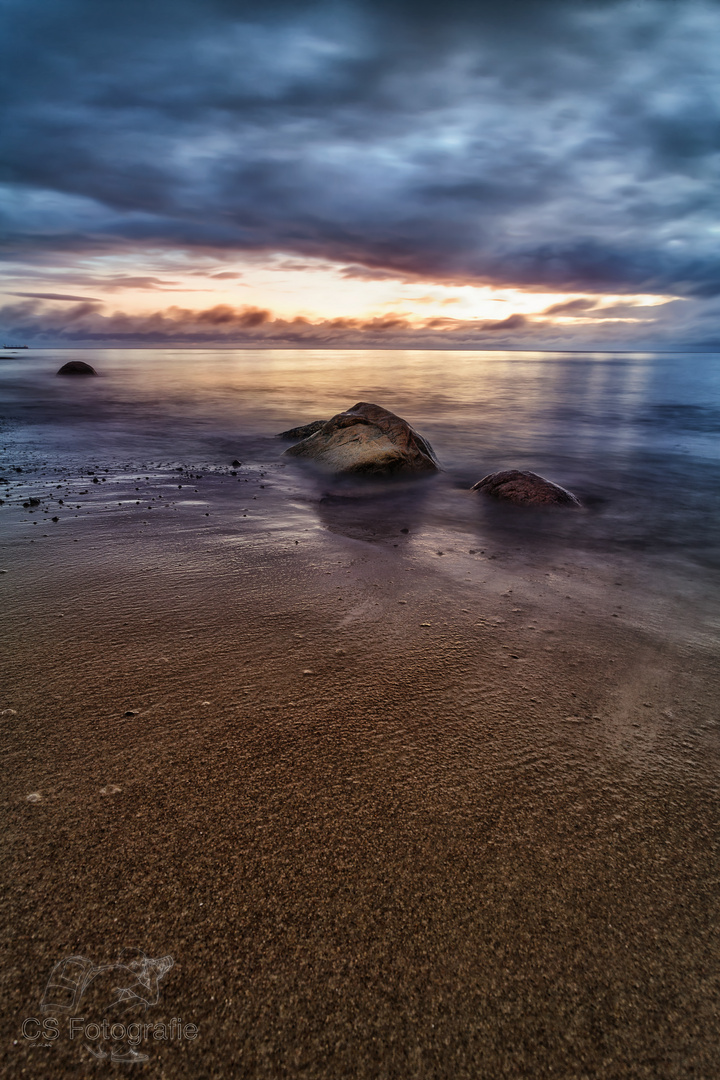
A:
[1, 347, 719, 572]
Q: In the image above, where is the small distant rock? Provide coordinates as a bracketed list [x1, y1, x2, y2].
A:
[231, 459, 242, 467]
[277, 421, 327, 440]
[100, 784, 122, 795]
[471, 470, 581, 507]
[26, 792, 42, 803]
[124, 709, 139, 717]
[57, 361, 98, 376]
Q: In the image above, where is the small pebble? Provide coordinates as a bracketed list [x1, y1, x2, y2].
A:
[124, 709, 139, 717]
[100, 785, 122, 796]
[302, 669, 315, 675]
[26, 792, 42, 803]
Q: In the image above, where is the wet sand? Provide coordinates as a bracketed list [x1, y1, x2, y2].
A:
[1, 463, 720, 1078]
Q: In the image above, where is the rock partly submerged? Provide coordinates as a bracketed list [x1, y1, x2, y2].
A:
[57, 361, 98, 376]
[283, 402, 440, 476]
[472, 469, 581, 507]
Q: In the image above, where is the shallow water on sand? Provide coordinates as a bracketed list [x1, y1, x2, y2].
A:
[1, 347, 719, 581]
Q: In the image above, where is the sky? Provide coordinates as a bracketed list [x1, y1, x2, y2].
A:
[1, 0, 720, 349]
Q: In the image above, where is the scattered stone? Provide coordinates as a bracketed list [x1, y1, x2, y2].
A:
[1, 707, 17, 715]
[276, 421, 327, 440]
[26, 792, 42, 803]
[57, 360, 98, 376]
[124, 709, 139, 717]
[283, 402, 439, 476]
[231, 459, 242, 467]
[100, 784, 122, 795]
[471, 470, 581, 507]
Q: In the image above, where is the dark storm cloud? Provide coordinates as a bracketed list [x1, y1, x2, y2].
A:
[2, 0, 720, 325]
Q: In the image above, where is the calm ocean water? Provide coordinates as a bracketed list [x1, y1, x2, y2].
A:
[1, 347, 719, 576]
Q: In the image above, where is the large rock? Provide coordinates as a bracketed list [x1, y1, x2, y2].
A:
[57, 361, 97, 376]
[283, 402, 439, 476]
[472, 470, 581, 507]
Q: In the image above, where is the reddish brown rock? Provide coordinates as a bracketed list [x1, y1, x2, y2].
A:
[283, 402, 439, 476]
[472, 470, 581, 507]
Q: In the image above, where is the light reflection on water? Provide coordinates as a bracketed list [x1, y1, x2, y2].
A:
[1, 347, 719, 570]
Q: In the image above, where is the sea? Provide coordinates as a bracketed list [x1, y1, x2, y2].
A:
[1, 347, 719, 621]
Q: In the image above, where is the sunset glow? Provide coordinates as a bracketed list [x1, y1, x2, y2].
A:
[0, 248, 679, 345]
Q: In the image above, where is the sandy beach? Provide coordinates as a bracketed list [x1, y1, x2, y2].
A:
[2, 459, 719, 1078]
